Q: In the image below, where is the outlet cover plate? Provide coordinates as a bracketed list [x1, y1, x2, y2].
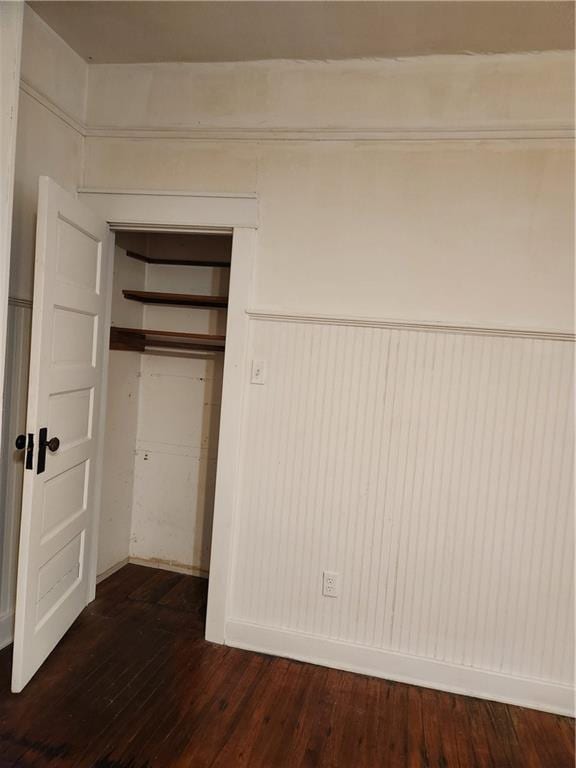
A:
[322, 570, 339, 598]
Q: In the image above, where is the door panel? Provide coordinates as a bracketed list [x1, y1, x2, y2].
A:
[12, 177, 112, 692]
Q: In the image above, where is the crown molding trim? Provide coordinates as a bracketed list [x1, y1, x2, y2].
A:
[19, 79, 85, 136]
[20, 80, 574, 144]
[247, 309, 576, 342]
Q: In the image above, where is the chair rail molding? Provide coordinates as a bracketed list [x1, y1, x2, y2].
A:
[247, 309, 576, 342]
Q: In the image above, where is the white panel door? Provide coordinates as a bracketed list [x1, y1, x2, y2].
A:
[12, 177, 113, 692]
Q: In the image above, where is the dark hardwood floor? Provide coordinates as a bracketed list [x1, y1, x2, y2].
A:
[0, 565, 573, 767]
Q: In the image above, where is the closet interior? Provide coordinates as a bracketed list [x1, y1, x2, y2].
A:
[98, 231, 232, 583]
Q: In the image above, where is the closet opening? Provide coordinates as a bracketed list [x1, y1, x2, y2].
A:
[97, 229, 232, 622]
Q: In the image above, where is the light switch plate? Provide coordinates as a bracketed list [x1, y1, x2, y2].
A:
[251, 360, 266, 385]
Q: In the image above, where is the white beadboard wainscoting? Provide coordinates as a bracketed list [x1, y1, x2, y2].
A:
[0, 299, 32, 649]
[227, 312, 575, 715]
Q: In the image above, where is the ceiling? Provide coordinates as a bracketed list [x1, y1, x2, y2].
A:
[28, 1, 575, 64]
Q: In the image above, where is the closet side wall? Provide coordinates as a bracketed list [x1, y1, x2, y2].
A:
[97, 248, 144, 577]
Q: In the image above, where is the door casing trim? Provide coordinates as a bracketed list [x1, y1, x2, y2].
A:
[78, 187, 258, 644]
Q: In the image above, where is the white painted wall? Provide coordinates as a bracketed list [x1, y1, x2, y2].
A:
[82, 51, 574, 713]
[131, 352, 222, 575]
[86, 54, 573, 133]
[0, 1, 23, 650]
[0, 304, 28, 650]
[19, 4, 87, 129]
[84, 54, 574, 333]
[12, 5, 86, 302]
[83, 139, 574, 331]
[0, 0, 23, 459]
[0, 6, 87, 647]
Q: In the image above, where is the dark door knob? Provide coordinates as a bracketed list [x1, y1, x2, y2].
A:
[45, 437, 60, 452]
[15, 434, 26, 450]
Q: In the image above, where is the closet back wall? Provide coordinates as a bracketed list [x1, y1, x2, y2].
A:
[129, 257, 224, 576]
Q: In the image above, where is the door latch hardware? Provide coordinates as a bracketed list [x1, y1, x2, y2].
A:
[37, 427, 60, 475]
[15, 433, 35, 470]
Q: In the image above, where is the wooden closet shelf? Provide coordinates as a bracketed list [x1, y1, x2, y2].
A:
[123, 289, 228, 308]
[126, 250, 231, 268]
[110, 326, 225, 353]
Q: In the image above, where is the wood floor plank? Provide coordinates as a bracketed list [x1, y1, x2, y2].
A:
[14, 620, 173, 767]
[70, 635, 207, 767]
[158, 574, 208, 615]
[0, 565, 572, 768]
[127, 569, 184, 605]
[510, 705, 575, 768]
[150, 648, 269, 767]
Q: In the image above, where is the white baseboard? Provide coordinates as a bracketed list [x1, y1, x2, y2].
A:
[96, 557, 130, 584]
[96, 556, 208, 585]
[0, 611, 14, 651]
[128, 556, 208, 578]
[225, 620, 575, 717]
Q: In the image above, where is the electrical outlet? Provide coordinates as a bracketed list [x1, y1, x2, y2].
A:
[322, 570, 339, 598]
[251, 359, 266, 385]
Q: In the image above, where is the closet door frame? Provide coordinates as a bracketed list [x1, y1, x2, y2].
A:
[78, 188, 259, 644]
